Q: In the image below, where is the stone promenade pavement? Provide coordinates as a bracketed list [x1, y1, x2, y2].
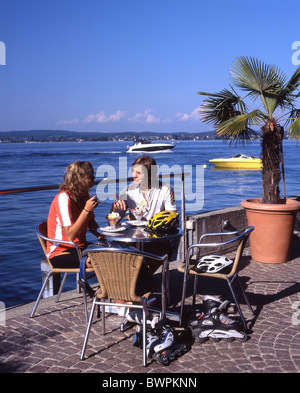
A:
[1, 238, 300, 374]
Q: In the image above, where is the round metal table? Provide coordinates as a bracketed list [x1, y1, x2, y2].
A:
[98, 223, 183, 246]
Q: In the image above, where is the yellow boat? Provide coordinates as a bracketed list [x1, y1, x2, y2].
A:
[209, 154, 262, 170]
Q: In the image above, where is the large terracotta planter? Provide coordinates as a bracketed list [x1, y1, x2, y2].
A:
[241, 198, 300, 263]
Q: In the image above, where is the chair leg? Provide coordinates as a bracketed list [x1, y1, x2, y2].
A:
[236, 275, 254, 315]
[55, 273, 68, 302]
[166, 262, 170, 306]
[192, 275, 198, 305]
[80, 296, 97, 360]
[226, 276, 248, 331]
[30, 270, 53, 318]
[179, 266, 189, 326]
[82, 290, 88, 325]
[142, 307, 147, 367]
[101, 303, 106, 334]
[161, 261, 167, 319]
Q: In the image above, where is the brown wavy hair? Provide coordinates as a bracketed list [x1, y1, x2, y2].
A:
[132, 155, 158, 187]
[59, 161, 95, 202]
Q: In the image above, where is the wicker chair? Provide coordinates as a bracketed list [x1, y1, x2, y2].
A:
[79, 246, 168, 367]
[178, 226, 255, 329]
[31, 221, 94, 321]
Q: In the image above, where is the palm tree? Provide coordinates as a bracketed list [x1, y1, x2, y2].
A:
[198, 57, 300, 204]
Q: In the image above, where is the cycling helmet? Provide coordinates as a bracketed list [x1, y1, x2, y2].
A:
[193, 255, 233, 274]
[148, 211, 179, 232]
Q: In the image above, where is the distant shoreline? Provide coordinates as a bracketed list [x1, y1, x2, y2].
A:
[0, 129, 291, 144]
[0, 129, 218, 143]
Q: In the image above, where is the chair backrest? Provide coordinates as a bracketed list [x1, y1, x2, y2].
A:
[35, 221, 82, 271]
[188, 226, 254, 278]
[227, 227, 253, 278]
[86, 248, 156, 302]
[36, 221, 52, 266]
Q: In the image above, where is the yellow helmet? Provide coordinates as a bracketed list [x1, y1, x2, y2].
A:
[148, 211, 179, 232]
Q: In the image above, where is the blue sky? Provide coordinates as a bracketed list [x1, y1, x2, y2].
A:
[0, 0, 300, 133]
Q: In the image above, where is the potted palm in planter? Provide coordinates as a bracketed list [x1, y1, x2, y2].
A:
[198, 56, 300, 263]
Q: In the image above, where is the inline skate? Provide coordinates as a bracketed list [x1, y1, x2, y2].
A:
[148, 319, 187, 366]
[188, 295, 248, 343]
[133, 318, 188, 366]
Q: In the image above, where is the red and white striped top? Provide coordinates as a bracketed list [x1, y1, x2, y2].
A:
[46, 190, 94, 259]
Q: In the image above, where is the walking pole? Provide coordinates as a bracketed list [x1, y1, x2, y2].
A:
[181, 172, 186, 263]
[280, 126, 286, 199]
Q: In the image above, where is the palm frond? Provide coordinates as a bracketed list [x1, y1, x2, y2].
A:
[287, 117, 300, 142]
[276, 66, 300, 109]
[263, 96, 280, 115]
[284, 66, 300, 94]
[230, 57, 287, 114]
[218, 127, 259, 146]
[281, 108, 300, 127]
[216, 110, 263, 144]
[198, 89, 246, 126]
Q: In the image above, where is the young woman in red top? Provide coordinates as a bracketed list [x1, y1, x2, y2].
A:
[47, 161, 100, 268]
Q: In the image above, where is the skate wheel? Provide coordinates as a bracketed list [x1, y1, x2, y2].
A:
[224, 337, 234, 342]
[153, 353, 170, 366]
[182, 344, 188, 353]
[238, 333, 248, 342]
[160, 357, 170, 366]
[195, 334, 207, 344]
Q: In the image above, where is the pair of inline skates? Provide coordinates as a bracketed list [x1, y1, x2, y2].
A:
[133, 318, 188, 366]
[187, 295, 248, 343]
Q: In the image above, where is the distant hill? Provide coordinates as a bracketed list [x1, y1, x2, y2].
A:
[0, 129, 217, 142]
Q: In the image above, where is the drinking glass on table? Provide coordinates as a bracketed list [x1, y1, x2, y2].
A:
[106, 212, 120, 229]
[131, 206, 147, 222]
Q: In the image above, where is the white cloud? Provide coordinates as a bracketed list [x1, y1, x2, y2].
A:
[175, 112, 190, 121]
[175, 107, 199, 121]
[83, 110, 126, 123]
[58, 107, 198, 127]
[57, 118, 79, 125]
[128, 109, 161, 124]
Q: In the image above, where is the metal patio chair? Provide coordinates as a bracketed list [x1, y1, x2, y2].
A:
[178, 225, 255, 330]
[30, 221, 94, 321]
[79, 246, 168, 367]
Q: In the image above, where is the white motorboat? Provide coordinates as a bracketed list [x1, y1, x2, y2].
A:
[126, 140, 175, 153]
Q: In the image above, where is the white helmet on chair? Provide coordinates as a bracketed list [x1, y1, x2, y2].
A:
[194, 255, 233, 273]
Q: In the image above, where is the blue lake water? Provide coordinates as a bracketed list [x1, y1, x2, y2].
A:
[0, 139, 299, 308]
